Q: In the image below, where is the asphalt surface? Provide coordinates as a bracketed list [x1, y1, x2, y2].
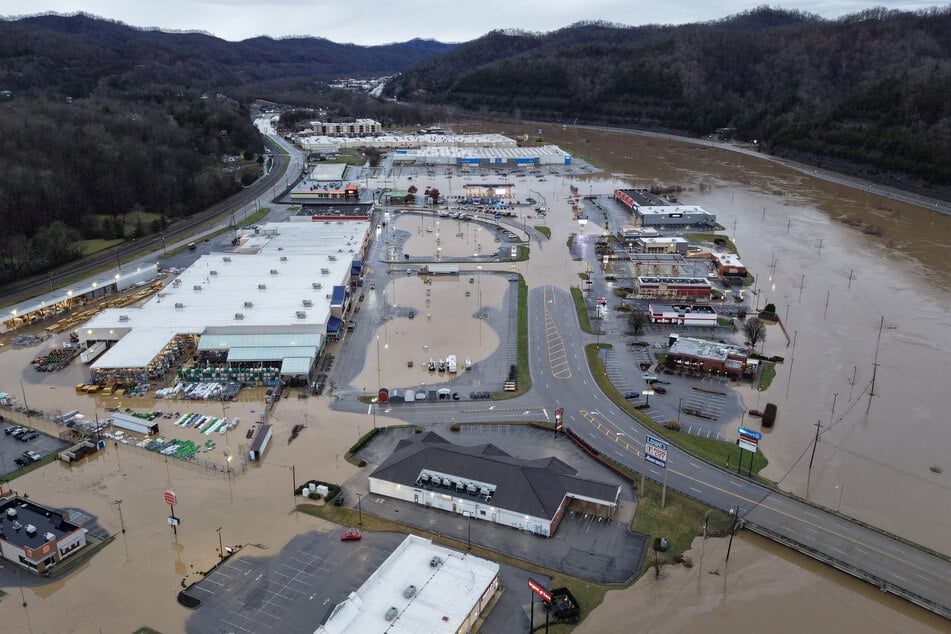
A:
[328, 211, 951, 618]
[349, 423, 647, 585]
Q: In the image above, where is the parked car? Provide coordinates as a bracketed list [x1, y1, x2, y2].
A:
[22, 450, 42, 463]
[12, 428, 31, 439]
[19, 431, 39, 442]
[653, 386, 667, 395]
[333, 495, 346, 507]
[5, 426, 23, 435]
[340, 529, 362, 542]
[623, 392, 642, 399]
[14, 458, 29, 467]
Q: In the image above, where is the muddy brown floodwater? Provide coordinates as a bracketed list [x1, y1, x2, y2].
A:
[496, 122, 951, 554]
[0, 122, 948, 633]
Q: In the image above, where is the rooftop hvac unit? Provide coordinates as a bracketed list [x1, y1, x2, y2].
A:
[157, 292, 167, 298]
[210, 270, 218, 275]
[172, 279, 181, 286]
[25, 524, 36, 537]
[5, 508, 16, 519]
[295, 311, 306, 319]
[244, 301, 254, 308]
[174, 303, 184, 309]
[328, 255, 336, 261]
[223, 256, 231, 262]
[312, 283, 322, 289]
[193, 285, 202, 291]
[302, 299, 313, 307]
[118, 315, 129, 322]
[258, 284, 267, 290]
[280, 256, 287, 261]
[270, 269, 278, 275]
[321, 268, 329, 275]
[44, 532, 55, 542]
[234, 313, 244, 320]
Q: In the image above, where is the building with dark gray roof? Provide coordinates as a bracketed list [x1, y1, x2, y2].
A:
[368, 432, 621, 537]
[0, 496, 88, 574]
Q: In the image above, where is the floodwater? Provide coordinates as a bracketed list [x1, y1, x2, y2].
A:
[1, 123, 949, 632]
[492, 123, 951, 555]
[578, 532, 949, 633]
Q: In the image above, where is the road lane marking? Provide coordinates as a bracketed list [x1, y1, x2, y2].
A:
[569, 411, 950, 585]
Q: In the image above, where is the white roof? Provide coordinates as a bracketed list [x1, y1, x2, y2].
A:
[711, 252, 745, 267]
[636, 205, 712, 216]
[87, 222, 367, 369]
[308, 163, 348, 181]
[406, 145, 570, 160]
[317, 535, 499, 634]
[299, 133, 516, 150]
[637, 237, 688, 244]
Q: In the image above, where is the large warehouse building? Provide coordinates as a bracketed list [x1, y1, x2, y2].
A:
[317, 534, 500, 634]
[369, 433, 621, 537]
[393, 143, 572, 167]
[614, 189, 716, 227]
[296, 132, 516, 151]
[80, 221, 370, 385]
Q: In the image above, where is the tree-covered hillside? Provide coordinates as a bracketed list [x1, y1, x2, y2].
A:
[0, 13, 454, 283]
[387, 7, 951, 194]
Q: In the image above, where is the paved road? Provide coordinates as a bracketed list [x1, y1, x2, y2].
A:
[0, 119, 304, 309]
[330, 274, 951, 619]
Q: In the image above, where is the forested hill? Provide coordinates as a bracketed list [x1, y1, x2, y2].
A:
[386, 7, 951, 194]
[0, 14, 453, 284]
[0, 13, 454, 97]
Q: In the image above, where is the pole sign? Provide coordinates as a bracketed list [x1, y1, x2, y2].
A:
[164, 490, 177, 506]
[737, 426, 760, 453]
[554, 407, 564, 430]
[738, 427, 762, 441]
[528, 578, 552, 603]
[645, 435, 668, 468]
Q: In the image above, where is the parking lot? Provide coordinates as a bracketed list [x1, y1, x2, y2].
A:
[184, 530, 406, 634]
[1, 420, 70, 475]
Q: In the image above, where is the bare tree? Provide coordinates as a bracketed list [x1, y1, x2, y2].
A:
[742, 317, 766, 351]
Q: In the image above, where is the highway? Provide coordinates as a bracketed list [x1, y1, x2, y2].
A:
[334, 275, 951, 619]
[0, 123, 303, 310]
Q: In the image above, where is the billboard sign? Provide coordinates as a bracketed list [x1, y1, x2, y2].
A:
[645, 435, 668, 468]
[528, 578, 552, 603]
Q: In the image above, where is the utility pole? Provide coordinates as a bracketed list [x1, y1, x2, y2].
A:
[808, 419, 822, 470]
[115, 499, 125, 534]
[217, 526, 224, 560]
[726, 505, 739, 562]
[798, 273, 805, 302]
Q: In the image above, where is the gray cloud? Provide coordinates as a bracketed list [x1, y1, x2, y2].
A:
[3, 1, 941, 44]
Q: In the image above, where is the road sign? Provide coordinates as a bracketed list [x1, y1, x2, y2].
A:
[738, 426, 763, 441]
[164, 490, 177, 506]
[528, 578, 552, 603]
[645, 435, 668, 468]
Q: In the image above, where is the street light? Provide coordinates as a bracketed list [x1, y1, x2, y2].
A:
[835, 484, 845, 513]
[356, 493, 363, 526]
[217, 526, 224, 560]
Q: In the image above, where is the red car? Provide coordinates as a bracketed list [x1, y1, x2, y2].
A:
[747, 409, 764, 418]
[340, 529, 362, 542]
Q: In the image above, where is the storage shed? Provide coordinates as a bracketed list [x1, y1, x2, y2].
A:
[108, 412, 159, 436]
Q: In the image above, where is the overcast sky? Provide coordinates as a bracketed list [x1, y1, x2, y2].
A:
[2, 1, 941, 45]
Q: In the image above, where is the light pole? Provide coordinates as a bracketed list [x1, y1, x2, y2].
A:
[115, 499, 125, 534]
[217, 526, 224, 560]
[356, 493, 363, 526]
[835, 484, 845, 513]
[831, 392, 839, 423]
